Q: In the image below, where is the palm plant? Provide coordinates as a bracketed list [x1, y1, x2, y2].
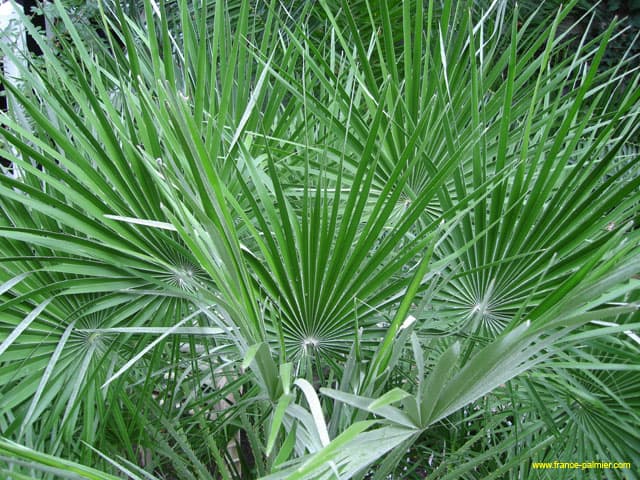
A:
[1, 0, 639, 478]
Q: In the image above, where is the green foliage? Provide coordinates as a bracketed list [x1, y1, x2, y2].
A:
[513, 0, 640, 75]
[0, 0, 639, 478]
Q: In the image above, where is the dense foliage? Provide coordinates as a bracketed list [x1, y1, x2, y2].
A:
[1, 0, 639, 479]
